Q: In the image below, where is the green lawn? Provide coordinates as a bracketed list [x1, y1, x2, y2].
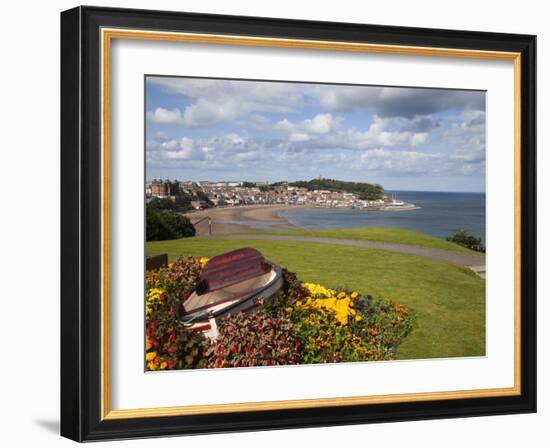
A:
[146, 237, 486, 360]
[237, 227, 479, 255]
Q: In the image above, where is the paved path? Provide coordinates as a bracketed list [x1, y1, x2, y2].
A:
[210, 234, 485, 269]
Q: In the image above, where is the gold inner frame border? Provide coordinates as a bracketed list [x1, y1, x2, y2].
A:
[99, 27, 522, 420]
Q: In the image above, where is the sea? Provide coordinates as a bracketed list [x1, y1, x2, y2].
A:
[278, 191, 486, 242]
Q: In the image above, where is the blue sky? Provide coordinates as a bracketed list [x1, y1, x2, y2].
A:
[145, 76, 486, 192]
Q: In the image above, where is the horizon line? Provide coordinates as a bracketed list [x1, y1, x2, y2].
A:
[144, 178, 485, 195]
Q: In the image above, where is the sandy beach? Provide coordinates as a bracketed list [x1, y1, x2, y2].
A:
[184, 205, 305, 236]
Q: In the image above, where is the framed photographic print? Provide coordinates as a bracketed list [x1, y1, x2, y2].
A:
[60, 6, 536, 442]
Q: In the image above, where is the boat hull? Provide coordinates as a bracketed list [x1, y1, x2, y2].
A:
[182, 264, 283, 325]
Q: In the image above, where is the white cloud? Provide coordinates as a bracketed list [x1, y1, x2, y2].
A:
[351, 117, 428, 148]
[160, 139, 178, 150]
[148, 133, 263, 167]
[147, 77, 311, 127]
[316, 85, 485, 118]
[154, 131, 170, 141]
[164, 137, 204, 160]
[233, 151, 257, 162]
[289, 132, 311, 142]
[275, 114, 428, 151]
[146, 77, 487, 185]
[444, 110, 486, 165]
[182, 99, 240, 127]
[358, 148, 445, 173]
[146, 107, 185, 125]
[301, 113, 338, 134]
[274, 113, 342, 145]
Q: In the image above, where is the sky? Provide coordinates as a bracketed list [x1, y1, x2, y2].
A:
[145, 76, 486, 192]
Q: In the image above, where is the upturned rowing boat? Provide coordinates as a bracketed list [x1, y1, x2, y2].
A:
[181, 248, 283, 336]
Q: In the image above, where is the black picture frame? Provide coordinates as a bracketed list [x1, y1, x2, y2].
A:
[61, 5, 536, 442]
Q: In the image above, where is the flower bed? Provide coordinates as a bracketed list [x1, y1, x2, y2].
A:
[145, 257, 415, 370]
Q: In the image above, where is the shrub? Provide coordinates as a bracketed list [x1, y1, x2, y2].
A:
[203, 309, 301, 368]
[263, 268, 308, 316]
[277, 282, 415, 363]
[145, 257, 415, 370]
[145, 257, 207, 370]
[446, 230, 485, 252]
[146, 202, 196, 241]
[148, 197, 177, 210]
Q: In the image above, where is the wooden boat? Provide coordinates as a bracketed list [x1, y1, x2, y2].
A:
[181, 248, 283, 333]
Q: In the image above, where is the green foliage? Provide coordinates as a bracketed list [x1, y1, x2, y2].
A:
[265, 272, 415, 363]
[146, 202, 196, 241]
[241, 181, 256, 188]
[160, 257, 204, 299]
[145, 258, 415, 370]
[446, 230, 485, 253]
[148, 196, 177, 210]
[263, 269, 307, 316]
[145, 258, 207, 370]
[247, 227, 481, 255]
[203, 309, 301, 368]
[193, 190, 213, 205]
[147, 237, 486, 360]
[289, 178, 386, 200]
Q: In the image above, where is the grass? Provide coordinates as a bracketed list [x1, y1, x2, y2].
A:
[238, 227, 480, 255]
[147, 237, 485, 360]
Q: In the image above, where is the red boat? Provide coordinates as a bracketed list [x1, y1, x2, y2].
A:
[181, 248, 283, 335]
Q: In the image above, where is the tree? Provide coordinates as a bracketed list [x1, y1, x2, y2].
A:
[289, 178, 385, 200]
[146, 203, 196, 241]
[148, 197, 176, 210]
[446, 230, 485, 253]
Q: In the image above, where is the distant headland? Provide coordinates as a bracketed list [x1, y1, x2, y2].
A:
[145, 177, 416, 212]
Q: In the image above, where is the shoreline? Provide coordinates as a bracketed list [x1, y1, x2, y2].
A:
[184, 204, 306, 235]
[184, 203, 419, 236]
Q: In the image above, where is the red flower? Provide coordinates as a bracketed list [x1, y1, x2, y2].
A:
[168, 346, 175, 353]
[169, 331, 176, 343]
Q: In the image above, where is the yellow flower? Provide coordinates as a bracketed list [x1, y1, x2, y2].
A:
[355, 315, 362, 322]
[285, 307, 293, 313]
[145, 351, 157, 361]
[337, 292, 346, 299]
[302, 282, 335, 298]
[199, 257, 209, 268]
[145, 336, 152, 351]
[160, 362, 167, 370]
[351, 291, 359, 299]
[145, 288, 164, 317]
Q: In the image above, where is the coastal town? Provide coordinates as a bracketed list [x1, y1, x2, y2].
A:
[146, 178, 415, 211]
